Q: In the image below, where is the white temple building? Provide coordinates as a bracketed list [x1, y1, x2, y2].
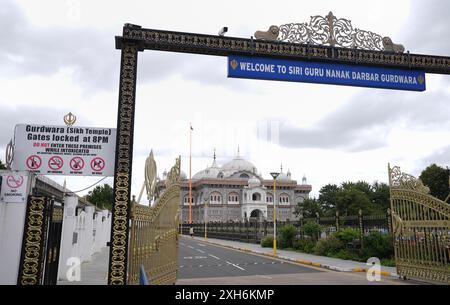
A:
[158, 150, 311, 223]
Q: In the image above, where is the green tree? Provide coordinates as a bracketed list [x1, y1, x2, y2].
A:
[371, 181, 390, 212]
[317, 184, 339, 216]
[86, 184, 114, 210]
[278, 224, 296, 248]
[302, 221, 322, 241]
[419, 164, 450, 201]
[0, 159, 7, 170]
[294, 198, 322, 218]
[336, 188, 373, 215]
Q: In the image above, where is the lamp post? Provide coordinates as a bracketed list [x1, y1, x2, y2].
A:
[180, 208, 183, 235]
[270, 172, 280, 256]
[204, 198, 208, 240]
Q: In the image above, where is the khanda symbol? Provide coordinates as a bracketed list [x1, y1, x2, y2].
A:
[418, 75, 424, 85]
[230, 59, 238, 70]
[64, 112, 77, 127]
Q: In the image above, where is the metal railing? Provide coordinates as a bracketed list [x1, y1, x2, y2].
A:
[179, 211, 392, 244]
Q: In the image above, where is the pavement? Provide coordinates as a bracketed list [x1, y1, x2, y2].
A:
[176, 236, 412, 285]
[57, 247, 109, 285]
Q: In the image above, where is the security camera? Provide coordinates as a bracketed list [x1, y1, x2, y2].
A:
[218, 27, 228, 36]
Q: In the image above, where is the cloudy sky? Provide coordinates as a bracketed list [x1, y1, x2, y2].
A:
[1, 0, 449, 200]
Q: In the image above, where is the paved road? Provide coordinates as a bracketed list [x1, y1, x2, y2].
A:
[178, 236, 320, 280]
[177, 236, 412, 285]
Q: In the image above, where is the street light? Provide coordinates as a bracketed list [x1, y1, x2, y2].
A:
[204, 198, 208, 240]
[270, 172, 280, 256]
[180, 207, 183, 235]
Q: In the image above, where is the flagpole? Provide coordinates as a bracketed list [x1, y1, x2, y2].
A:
[189, 124, 193, 224]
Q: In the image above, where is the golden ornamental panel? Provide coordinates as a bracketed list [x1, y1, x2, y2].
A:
[108, 43, 138, 285]
[128, 157, 181, 285]
[388, 164, 450, 284]
[17, 196, 48, 285]
[120, 26, 450, 74]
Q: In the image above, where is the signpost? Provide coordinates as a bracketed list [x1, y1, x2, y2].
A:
[12, 124, 116, 176]
[0, 172, 28, 203]
[228, 55, 426, 91]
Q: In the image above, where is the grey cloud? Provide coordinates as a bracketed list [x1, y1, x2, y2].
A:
[271, 87, 450, 152]
[0, 1, 250, 93]
[0, 105, 92, 145]
[0, 2, 116, 92]
[420, 145, 450, 169]
[401, 0, 450, 56]
[133, 146, 176, 159]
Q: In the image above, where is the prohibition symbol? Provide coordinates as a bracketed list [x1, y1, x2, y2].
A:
[26, 155, 42, 170]
[90, 157, 105, 171]
[6, 176, 24, 188]
[48, 156, 64, 170]
[70, 157, 85, 171]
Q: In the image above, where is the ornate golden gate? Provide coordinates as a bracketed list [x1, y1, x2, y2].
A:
[128, 156, 181, 285]
[388, 164, 450, 284]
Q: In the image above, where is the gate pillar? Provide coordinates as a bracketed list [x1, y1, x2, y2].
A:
[108, 25, 143, 285]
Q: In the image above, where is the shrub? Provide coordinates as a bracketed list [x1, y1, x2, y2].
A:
[332, 249, 361, 261]
[293, 238, 316, 253]
[360, 231, 394, 260]
[333, 228, 360, 244]
[302, 222, 322, 241]
[380, 258, 396, 267]
[279, 224, 297, 248]
[261, 236, 273, 248]
[314, 236, 344, 256]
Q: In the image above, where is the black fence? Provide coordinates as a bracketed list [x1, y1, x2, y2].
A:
[180, 211, 392, 245]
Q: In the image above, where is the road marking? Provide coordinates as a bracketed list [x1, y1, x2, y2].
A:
[259, 275, 272, 279]
[208, 254, 220, 260]
[187, 245, 195, 249]
[197, 243, 206, 247]
[226, 261, 245, 271]
[180, 265, 184, 268]
[180, 242, 186, 246]
[194, 256, 207, 259]
[271, 262, 275, 264]
[183, 256, 193, 259]
[254, 262, 258, 265]
[196, 249, 205, 254]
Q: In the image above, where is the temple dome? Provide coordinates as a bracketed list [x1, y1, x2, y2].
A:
[248, 177, 261, 187]
[221, 156, 257, 175]
[277, 172, 291, 181]
[192, 161, 221, 180]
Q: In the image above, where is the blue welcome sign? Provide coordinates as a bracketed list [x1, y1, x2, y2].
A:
[228, 55, 426, 91]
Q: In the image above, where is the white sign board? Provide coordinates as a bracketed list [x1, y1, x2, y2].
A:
[12, 124, 116, 176]
[0, 172, 28, 203]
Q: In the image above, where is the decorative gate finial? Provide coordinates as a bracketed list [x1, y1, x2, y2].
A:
[254, 11, 406, 53]
[166, 156, 181, 188]
[5, 139, 14, 170]
[144, 150, 158, 202]
[388, 165, 430, 194]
